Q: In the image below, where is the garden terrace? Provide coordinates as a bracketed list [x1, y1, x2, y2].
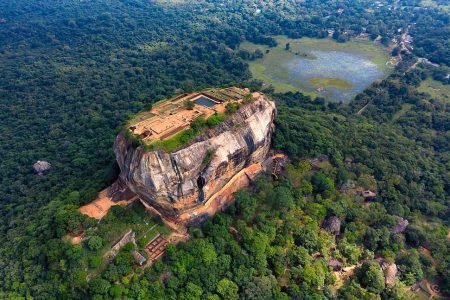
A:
[127, 87, 249, 145]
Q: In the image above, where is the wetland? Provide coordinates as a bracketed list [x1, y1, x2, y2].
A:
[241, 36, 392, 102]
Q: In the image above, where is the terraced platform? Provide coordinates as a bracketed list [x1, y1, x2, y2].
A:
[127, 87, 249, 144]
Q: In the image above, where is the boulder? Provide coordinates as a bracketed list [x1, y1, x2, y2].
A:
[323, 216, 341, 236]
[33, 160, 51, 175]
[391, 217, 409, 234]
[328, 258, 342, 271]
[381, 261, 397, 286]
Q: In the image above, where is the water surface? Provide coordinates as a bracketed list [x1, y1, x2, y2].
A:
[274, 50, 384, 102]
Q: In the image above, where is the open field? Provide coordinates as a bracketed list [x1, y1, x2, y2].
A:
[418, 78, 450, 103]
[241, 36, 391, 102]
[391, 103, 413, 124]
[309, 77, 353, 89]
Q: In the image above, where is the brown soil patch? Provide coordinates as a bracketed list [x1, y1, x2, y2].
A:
[79, 189, 137, 219]
[419, 247, 437, 268]
[334, 265, 357, 289]
[71, 235, 83, 244]
[424, 279, 450, 300]
[63, 232, 85, 245]
[167, 230, 190, 245]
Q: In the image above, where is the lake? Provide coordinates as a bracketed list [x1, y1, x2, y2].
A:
[241, 36, 392, 102]
[279, 50, 384, 102]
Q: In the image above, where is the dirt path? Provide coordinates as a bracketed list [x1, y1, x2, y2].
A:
[79, 189, 137, 219]
[425, 279, 449, 300]
[408, 57, 440, 73]
[356, 102, 370, 115]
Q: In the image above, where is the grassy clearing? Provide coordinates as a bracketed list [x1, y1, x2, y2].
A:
[421, 0, 449, 11]
[126, 110, 156, 127]
[309, 77, 352, 89]
[418, 78, 450, 103]
[391, 103, 413, 124]
[149, 128, 195, 152]
[410, 288, 431, 300]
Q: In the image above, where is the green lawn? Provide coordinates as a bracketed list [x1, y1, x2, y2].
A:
[391, 103, 413, 124]
[418, 78, 450, 103]
[309, 77, 353, 90]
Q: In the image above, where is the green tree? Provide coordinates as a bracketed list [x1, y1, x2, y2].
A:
[180, 282, 203, 300]
[87, 236, 103, 251]
[185, 100, 195, 110]
[89, 256, 102, 268]
[216, 278, 238, 300]
[357, 262, 385, 294]
[89, 278, 111, 295]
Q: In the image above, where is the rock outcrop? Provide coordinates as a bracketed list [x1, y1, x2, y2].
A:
[381, 261, 398, 286]
[391, 216, 409, 234]
[114, 94, 276, 223]
[323, 216, 341, 236]
[33, 160, 51, 175]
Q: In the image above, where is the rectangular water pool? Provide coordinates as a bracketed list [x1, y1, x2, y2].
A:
[194, 96, 217, 108]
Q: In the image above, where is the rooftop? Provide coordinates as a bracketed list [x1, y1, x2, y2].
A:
[128, 87, 251, 145]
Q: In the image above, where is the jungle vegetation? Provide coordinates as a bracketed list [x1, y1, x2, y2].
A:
[0, 0, 448, 299]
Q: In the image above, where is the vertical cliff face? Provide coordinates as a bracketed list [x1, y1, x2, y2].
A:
[114, 94, 276, 221]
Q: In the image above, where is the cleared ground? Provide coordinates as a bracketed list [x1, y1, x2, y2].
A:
[79, 189, 137, 219]
[418, 78, 450, 103]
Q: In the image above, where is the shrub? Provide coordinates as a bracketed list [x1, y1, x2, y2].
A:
[185, 100, 195, 110]
[89, 256, 102, 268]
[206, 113, 226, 128]
[225, 102, 239, 114]
[87, 236, 103, 251]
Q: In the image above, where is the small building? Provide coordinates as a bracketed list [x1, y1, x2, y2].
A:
[356, 189, 377, 201]
[132, 250, 147, 266]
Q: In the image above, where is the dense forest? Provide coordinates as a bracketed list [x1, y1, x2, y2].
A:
[0, 0, 448, 299]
